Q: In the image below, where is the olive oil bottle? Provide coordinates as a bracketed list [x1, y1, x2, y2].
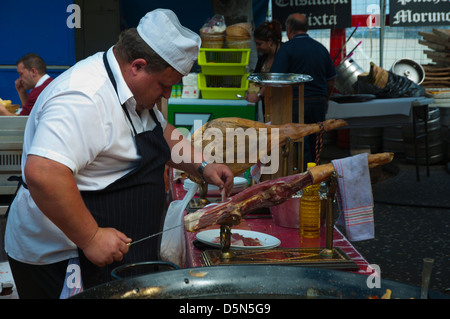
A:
[299, 162, 321, 239]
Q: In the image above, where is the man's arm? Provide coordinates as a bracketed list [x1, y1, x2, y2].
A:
[163, 123, 234, 194]
[24, 155, 131, 267]
[327, 77, 336, 99]
[325, 77, 336, 113]
[0, 104, 16, 116]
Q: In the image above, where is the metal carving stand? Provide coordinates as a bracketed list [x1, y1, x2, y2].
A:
[187, 180, 210, 212]
[217, 210, 242, 260]
[247, 73, 313, 178]
[219, 225, 234, 260]
[320, 171, 338, 258]
[201, 171, 357, 270]
[282, 138, 292, 177]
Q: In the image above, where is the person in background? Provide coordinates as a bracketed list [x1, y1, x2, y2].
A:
[271, 13, 337, 166]
[246, 20, 283, 106]
[0, 53, 53, 116]
[4, 9, 234, 299]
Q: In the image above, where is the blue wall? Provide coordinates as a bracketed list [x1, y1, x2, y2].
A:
[0, 0, 75, 104]
[120, 0, 268, 32]
[0, 0, 268, 105]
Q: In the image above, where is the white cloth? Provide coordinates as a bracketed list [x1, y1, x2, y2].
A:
[331, 153, 375, 241]
[5, 47, 167, 265]
[160, 183, 199, 267]
[59, 258, 83, 299]
[35, 73, 50, 88]
[137, 9, 201, 76]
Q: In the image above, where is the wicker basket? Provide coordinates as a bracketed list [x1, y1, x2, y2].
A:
[225, 23, 251, 48]
[200, 31, 225, 48]
[226, 37, 251, 49]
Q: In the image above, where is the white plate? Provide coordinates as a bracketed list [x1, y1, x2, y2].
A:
[184, 176, 247, 195]
[196, 229, 281, 250]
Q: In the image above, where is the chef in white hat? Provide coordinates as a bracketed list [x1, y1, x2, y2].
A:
[5, 9, 234, 298]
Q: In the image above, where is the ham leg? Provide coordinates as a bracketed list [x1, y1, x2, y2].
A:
[184, 152, 394, 232]
[191, 118, 348, 177]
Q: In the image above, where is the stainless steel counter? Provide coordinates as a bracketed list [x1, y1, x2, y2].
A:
[0, 116, 27, 215]
[326, 97, 434, 128]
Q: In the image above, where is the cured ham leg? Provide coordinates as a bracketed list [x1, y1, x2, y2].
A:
[191, 118, 348, 177]
[184, 152, 394, 232]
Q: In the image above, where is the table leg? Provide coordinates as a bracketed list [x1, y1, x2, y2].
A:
[413, 108, 420, 181]
[424, 105, 430, 177]
[412, 104, 431, 181]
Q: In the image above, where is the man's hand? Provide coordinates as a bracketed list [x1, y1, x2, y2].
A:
[245, 92, 260, 103]
[80, 228, 131, 267]
[201, 163, 234, 196]
[14, 78, 25, 93]
[15, 78, 28, 106]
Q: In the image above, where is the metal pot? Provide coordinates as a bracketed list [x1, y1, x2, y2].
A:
[335, 59, 365, 95]
[391, 58, 425, 85]
[71, 265, 449, 299]
[270, 197, 300, 228]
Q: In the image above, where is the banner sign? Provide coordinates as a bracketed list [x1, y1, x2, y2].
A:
[390, 0, 450, 27]
[272, 0, 352, 30]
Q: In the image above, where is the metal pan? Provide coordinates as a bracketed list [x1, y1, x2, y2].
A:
[71, 265, 449, 299]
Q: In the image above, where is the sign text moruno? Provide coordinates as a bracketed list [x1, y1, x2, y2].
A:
[272, 0, 352, 29]
[390, 0, 450, 27]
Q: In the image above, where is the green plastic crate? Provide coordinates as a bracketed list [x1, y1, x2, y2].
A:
[198, 48, 250, 75]
[198, 73, 249, 100]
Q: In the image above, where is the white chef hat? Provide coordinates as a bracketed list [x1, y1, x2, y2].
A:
[137, 9, 201, 76]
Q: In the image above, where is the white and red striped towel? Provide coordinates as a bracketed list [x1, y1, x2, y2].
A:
[332, 153, 375, 241]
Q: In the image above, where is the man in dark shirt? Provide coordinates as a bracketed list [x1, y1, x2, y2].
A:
[271, 13, 336, 166]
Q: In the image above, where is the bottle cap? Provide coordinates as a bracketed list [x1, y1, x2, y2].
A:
[307, 162, 316, 168]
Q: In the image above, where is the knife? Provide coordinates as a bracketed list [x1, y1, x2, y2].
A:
[127, 223, 186, 247]
[128, 183, 200, 247]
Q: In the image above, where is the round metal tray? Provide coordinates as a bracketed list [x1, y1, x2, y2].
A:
[72, 265, 450, 299]
[248, 73, 313, 87]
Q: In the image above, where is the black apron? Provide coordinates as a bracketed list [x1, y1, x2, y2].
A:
[77, 52, 171, 288]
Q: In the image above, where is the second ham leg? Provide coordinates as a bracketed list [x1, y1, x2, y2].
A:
[184, 171, 313, 232]
[184, 152, 394, 232]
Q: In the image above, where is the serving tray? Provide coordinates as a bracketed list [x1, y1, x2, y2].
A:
[248, 73, 313, 87]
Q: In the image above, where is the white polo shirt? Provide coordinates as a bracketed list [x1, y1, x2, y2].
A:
[5, 47, 168, 265]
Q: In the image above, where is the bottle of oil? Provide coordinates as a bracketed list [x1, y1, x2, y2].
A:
[299, 162, 321, 239]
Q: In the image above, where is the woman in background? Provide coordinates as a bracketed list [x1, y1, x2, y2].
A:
[246, 20, 282, 107]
